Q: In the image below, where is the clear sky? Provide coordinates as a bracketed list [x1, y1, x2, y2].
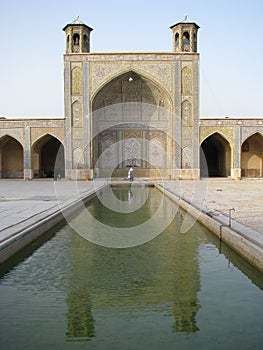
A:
[0, 0, 263, 118]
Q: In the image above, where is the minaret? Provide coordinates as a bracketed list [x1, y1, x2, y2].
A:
[63, 17, 93, 53]
[170, 16, 200, 179]
[62, 17, 94, 180]
[170, 15, 200, 53]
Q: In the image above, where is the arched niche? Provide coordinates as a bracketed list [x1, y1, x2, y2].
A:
[83, 34, 89, 52]
[200, 133, 231, 177]
[0, 135, 23, 178]
[32, 134, 65, 178]
[241, 133, 263, 178]
[72, 147, 83, 169]
[72, 100, 82, 126]
[71, 67, 82, 95]
[182, 31, 190, 51]
[182, 100, 192, 126]
[149, 138, 166, 168]
[91, 71, 172, 176]
[92, 70, 172, 112]
[175, 32, 179, 49]
[73, 33, 80, 52]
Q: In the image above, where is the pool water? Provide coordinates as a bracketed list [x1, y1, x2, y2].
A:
[0, 186, 262, 349]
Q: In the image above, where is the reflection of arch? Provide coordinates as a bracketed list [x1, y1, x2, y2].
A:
[0, 135, 23, 178]
[200, 132, 231, 177]
[32, 134, 65, 178]
[241, 133, 263, 178]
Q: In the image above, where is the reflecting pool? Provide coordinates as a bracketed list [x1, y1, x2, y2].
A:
[0, 186, 263, 349]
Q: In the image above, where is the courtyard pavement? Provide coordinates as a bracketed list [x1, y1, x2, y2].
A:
[0, 179, 107, 244]
[162, 178, 263, 235]
[0, 178, 263, 245]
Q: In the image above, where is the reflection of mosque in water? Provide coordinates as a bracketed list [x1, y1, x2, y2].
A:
[65, 190, 201, 339]
[66, 285, 95, 340]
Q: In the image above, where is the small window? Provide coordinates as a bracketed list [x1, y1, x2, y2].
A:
[182, 31, 190, 52]
[175, 33, 179, 47]
[183, 31, 190, 44]
[73, 33, 80, 45]
[83, 34, 89, 52]
[66, 35, 70, 51]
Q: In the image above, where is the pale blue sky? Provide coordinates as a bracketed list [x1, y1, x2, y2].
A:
[0, 0, 262, 118]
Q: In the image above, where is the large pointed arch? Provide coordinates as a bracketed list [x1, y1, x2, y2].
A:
[91, 70, 173, 177]
[91, 68, 173, 106]
[200, 132, 231, 177]
[241, 132, 263, 178]
[0, 135, 24, 178]
[31, 134, 65, 178]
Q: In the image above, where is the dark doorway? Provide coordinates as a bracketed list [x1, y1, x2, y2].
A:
[200, 133, 231, 177]
[32, 135, 65, 178]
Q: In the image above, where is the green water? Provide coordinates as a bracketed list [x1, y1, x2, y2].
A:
[0, 186, 263, 349]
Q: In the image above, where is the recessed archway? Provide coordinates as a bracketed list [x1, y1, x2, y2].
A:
[32, 135, 65, 178]
[91, 71, 172, 178]
[200, 133, 231, 177]
[0, 135, 23, 178]
[241, 133, 263, 178]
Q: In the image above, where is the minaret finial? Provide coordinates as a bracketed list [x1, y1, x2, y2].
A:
[183, 14, 188, 22]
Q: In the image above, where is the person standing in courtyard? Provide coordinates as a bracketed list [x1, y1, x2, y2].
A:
[128, 166, 134, 183]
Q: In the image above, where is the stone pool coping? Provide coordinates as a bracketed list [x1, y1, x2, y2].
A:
[157, 183, 263, 273]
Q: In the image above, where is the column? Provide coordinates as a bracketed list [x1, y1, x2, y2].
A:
[232, 126, 241, 179]
[80, 27, 83, 53]
[193, 60, 200, 179]
[64, 61, 72, 177]
[118, 130, 122, 168]
[142, 130, 147, 169]
[174, 61, 181, 178]
[23, 126, 32, 179]
[84, 62, 90, 168]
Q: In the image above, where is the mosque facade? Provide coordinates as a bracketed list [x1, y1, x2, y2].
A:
[0, 18, 262, 180]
